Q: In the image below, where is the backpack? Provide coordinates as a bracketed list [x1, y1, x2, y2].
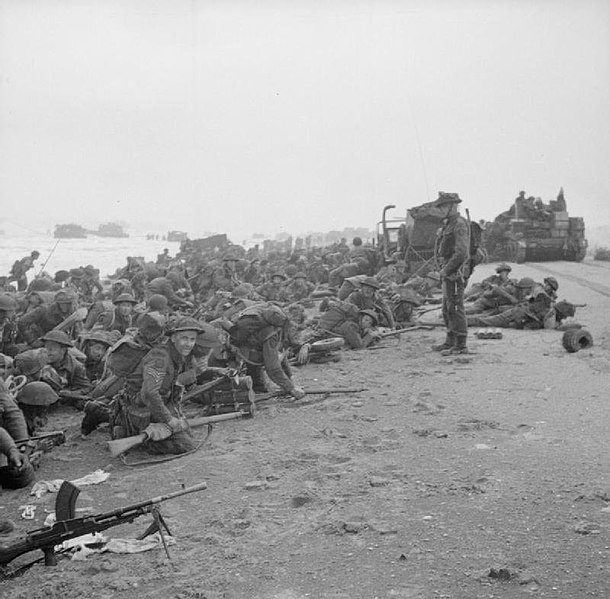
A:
[467, 221, 485, 275]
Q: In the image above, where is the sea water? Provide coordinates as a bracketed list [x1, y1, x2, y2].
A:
[0, 233, 183, 283]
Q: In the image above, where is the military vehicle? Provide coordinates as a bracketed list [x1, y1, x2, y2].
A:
[483, 188, 587, 263]
[377, 201, 475, 273]
[54, 224, 87, 239]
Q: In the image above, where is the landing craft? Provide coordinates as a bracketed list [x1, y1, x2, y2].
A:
[90, 222, 129, 238]
[54, 224, 87, 239]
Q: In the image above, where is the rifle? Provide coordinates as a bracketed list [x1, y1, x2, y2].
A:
[52, 307, 89, 333]
[14, 431, 66, 470]
[107, 412, 246, 458]
[181, 374, 233, 404]
[377, 324, 434, 339]
[0, 481, 207, 568]
[253, 387, 367, 404]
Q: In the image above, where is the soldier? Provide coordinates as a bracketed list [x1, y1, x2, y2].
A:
[0, 385, 35, 489]
[256, 273, 290, 303]
[543, 276, 559, 300]
[8, 250, 40, 291]
[432, 192, 470, 355]
[81, 330, 120, 383]
[225, 304, 305, 398]
[318, 300, 379, 349]
[211, 253, 242, 292]
[12, 348, 47, 383]
[284, 272, 314, 302]
[17, 289, 77, 346]
[39, 330, 92, 396]
[346, 276, 395, 328]
[465, 264, 518, 315]
[243, 258, 263, 285]
[466, 277, 555, 329]
[146, 275, 193, 309]
[80, 265, 104, 302]
[81, 312, 167, 436]
[16, 381, 59, 435]
[156, 248, 171, 268]
[465, 263, 513, 301]
[111, 317, 205, 455]
[96, 293, 137, 335]
[0, 294, 19, 357]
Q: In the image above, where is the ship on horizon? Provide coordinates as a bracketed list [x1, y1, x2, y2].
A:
[54, 223, 88, 239]
[90, 222, 129, 238]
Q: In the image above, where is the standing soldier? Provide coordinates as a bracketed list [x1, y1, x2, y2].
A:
[9, 251, 40, 291]
[432, 192, 470, 355]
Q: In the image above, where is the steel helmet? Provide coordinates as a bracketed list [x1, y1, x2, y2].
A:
[113, 293, 137, 305]
[166, 316, 205, 335]
[0, 294, 17, 311]
[17, 382, 59, 407]
[41, 330, 73, 347]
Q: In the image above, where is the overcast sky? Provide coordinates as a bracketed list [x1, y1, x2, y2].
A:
[1, 0, 608, 239]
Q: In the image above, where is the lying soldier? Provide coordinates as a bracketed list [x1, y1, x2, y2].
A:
[317, 300, 381, 349]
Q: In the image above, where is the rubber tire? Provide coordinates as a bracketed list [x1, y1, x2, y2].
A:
[562, 328, 593, 353]
[310, 338, 344, 353]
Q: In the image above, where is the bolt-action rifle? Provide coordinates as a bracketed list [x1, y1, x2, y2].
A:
[14, 431, 66, 470]
[0, 481, 207, 569]
[376, 324, 435, 339]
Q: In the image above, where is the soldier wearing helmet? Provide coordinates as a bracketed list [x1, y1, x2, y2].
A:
[95, 293, 137, 335]
[39, 330, 92, 396]
[346, 277, 395, 328]
[8, 251, 40, 292]
[112, 317, 209, 454]
[17, 289, 77, 346]
[223, 305, 305, 398]
[16, 381, 58, 435]
[146, 274, 193, 309]
[465, 264, 519, 315]
[81, 330, 121, 383]
[210, 253, 243, 293]
[467, 276, 556, 330]
[543, 277, 559, 299]
[317, 300, 379, 350]
[256, 272, 290, 303]
[284, 272, 314, 302]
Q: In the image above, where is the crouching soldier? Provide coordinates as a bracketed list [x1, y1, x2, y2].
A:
[16, 381, 59, 435]
[0, 384, 35, 489]
[39, 330, 92, 398]
[225, 304, 305, 399]
[110, 317, 205, 455]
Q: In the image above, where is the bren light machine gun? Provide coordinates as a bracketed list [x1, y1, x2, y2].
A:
[0, 481, 207, 572]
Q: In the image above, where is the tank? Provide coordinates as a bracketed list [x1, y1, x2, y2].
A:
[483, 188, 587, 263]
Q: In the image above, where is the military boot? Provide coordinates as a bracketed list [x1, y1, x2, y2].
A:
[432, 333, 455, 352]
[248, 366, 268, 394]
[441, 335, 469, 356]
